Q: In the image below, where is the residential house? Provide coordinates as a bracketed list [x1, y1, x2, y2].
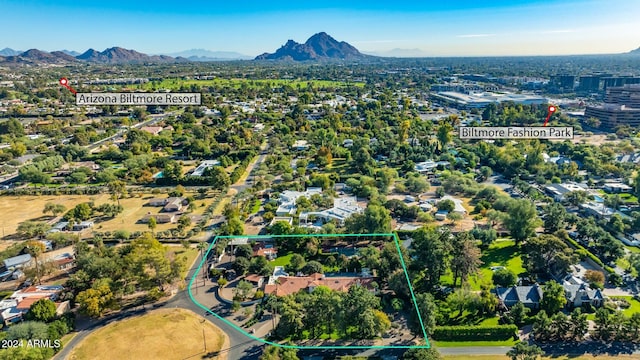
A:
[276, 188, 323, 216]
[564, 283, 605, 308]
[163, 197, 186, 212]
[253, 245, 278, 260]
[544, 183, 588, 202]
[191, 160, 221, 177]
[147, 198, 168, 207]
[495, 284, 544, 309]
[141, 213, 177, 224]
[264, 273, 376, 297]
[48, 221, 69, 234]
[140, 126, 163, 136]
[53, 253, 75, 271]
[0, 285, 66, 325]
[580, 202, 616, 219]
[434, 210, 448, 221]
[245, 274, 265, 289]
[72, 221, 94, 231]
[3, 254, 32, 270]
[439, 195, 467, 215]
[299, 196, 365, 226]
[292, 140, 309, 151]
[147, 197, 187, 212]
[602, 182, 633, 194]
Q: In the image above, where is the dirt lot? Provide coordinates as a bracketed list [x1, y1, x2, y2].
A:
[68, 308, 228, 360]
[0, 192, 218, 244]
[550, 133, 621, 145]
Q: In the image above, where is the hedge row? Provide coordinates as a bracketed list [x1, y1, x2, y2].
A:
[432, 325, 518, 341]
[564, 236, 614, 274]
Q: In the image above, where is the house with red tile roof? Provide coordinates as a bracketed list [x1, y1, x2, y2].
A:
[264, 273, 375, 297]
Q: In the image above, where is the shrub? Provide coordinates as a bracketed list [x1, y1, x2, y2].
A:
[432, 325, 517, 341]
[254, 289, 265, 299]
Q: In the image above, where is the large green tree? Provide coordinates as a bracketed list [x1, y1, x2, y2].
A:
[345, 204, 392, 234]
[543, 202, 567, 233]
[524, 234, 576, 277]
[504, 199, 541, 245]
[506, 342, 543, 360]
[26, 298, 57, 323]
[540, 280, 567, 314]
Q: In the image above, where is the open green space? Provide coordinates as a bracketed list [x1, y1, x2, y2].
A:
[613, 296, 640, 316]
[441, 239, 524, 291]
[132, 78, 365, 91]
[271, 252, 293, 267]
[68, 308, 227, 360]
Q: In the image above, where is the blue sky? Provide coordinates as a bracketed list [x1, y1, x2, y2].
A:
[3, 0, 640, 56]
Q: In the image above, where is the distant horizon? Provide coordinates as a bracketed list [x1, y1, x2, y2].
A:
[1, 42, 639, 59]
[4, 0, 640, 57]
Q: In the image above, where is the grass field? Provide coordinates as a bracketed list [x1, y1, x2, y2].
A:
[441, 239, 524, 291]
[0, 194, 110, 238]
[130, 78, 365, 91]
[271, 253, 293, 267]
[68, 308, 227, 360]
[0, 192, 217, 240]
[613, 296, 640, 316]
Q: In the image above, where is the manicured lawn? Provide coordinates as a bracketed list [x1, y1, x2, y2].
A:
[433, 339, 518, 347]
[612, 296, 640, 316]
[478, 317, 500, 326]
[68, 308, 227, 360]
[250, 199, 261, 214]
[271, 253, 293, 267]
[442, 239, 524, 290]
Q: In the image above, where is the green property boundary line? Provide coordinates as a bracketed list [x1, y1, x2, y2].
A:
[187, 233, 431, 350]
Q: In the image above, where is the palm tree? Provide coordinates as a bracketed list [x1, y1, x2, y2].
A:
[197, 242, 208, 280]
[25, 240, 45, 285]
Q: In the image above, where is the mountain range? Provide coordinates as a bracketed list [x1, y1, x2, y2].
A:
[255, 32, 368, 61]
[163, 49, 252, 61]
[1, 37, 639, 64]
[0, 46, 255, 65]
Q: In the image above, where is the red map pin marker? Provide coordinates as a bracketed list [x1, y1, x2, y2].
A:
[544, 105, 556, 127]
[59, 77, 77, 95]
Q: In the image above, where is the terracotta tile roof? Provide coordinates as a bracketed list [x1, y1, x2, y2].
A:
[16, 296, 49, 310]
[264, 273, 374, 297]
[245, 274, 264, 283]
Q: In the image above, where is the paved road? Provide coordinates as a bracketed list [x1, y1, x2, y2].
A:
[232, 142, 269, 194]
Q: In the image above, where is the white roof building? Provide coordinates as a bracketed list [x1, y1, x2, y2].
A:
[276, 188, 323, 216]
[299, 196, 365, 226]
[292, 140, 309, 150]
[192, 160, 221, 177]
[439, 195, 467, 214]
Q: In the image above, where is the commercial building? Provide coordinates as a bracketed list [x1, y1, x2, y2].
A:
[430, 91, 547, 109]
[584, 85, 640, 128]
